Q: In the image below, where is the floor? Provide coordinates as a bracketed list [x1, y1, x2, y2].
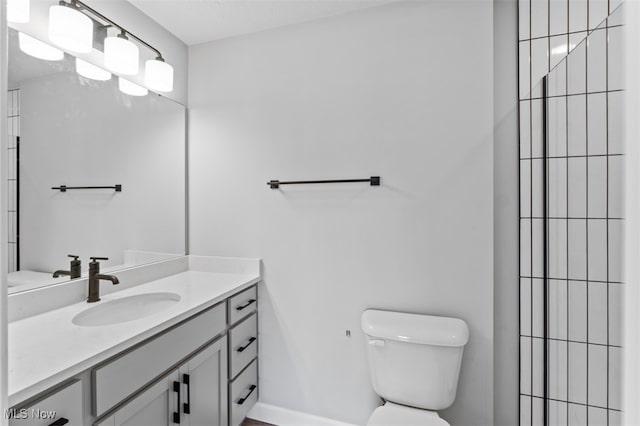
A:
[242, 418, 275, 426]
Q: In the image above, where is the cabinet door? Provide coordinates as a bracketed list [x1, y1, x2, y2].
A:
[180, 336, 228, 426]
[9, 380, 83, 426]
[96, 371, 180, 426]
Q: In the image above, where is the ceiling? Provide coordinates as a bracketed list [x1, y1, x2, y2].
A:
[127, 0, 395, 46]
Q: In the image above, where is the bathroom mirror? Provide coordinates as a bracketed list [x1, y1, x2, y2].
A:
[6, 28, 186, 294]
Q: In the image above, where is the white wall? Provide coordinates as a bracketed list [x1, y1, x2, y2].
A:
[189, 2, 494, 425]
[19, 71, 185, 274]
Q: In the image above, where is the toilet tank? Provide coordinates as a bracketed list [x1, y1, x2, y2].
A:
[361, 310, 469, 411]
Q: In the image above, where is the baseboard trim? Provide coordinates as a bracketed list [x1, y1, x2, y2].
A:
[247, 402, 359, 426]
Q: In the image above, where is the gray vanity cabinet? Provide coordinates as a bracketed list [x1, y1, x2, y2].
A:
[9, 380, 83, 426]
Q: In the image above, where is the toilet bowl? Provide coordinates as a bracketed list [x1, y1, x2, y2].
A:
[361, 310, 469, 426]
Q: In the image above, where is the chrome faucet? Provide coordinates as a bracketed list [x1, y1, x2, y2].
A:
[87, 257, 119, 303]
[53, 254, 82, 279]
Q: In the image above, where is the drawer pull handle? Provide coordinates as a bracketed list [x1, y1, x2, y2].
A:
[237, 337, 257, 353]
[237, 384, 257, 405]
[173, 380, 181, 423]
[183, 374, 191, 414]
[236, 299, 256, 311]
[48, 419, 69, 426]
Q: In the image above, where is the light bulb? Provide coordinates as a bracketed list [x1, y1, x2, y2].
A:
[105, 35, 139, 75]
[119, 78, 148, 96]
[144, 58, 174, 93]
[18, 32, 64, 61]
[8, 0, 30, 23]
[76, 58, 111, 81]
[49, 5, 93, 53]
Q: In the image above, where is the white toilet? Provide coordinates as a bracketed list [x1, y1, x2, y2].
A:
[361, 309, 469, 426]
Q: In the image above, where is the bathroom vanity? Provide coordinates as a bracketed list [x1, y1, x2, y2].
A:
[7, 256, 260, 426]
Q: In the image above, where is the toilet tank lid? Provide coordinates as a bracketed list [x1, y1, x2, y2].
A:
[361, 310, 469, 347]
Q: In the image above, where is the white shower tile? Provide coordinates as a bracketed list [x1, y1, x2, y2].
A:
[568, 220, 587, 280]
[568, 342, 587, 403]
[550, 0, 568, 35]
[567, 95, 586, 156]
[532, 159, 544, 217]
[549, 339, 568, 401]
[568, 403, 587, 425]
[531, 39, 549, 99]
[589, 0, 608, 29]
[548, 158, 567, 217]
[548, 59, 567, 98]
[568, 280, 587, 341]
[521, 278, 532, 335]
[587, 281, 607, 344]
[609, 284, 623, 346]
[520, 41, 532, 99]
[549, 280, 568, 339]
[521, 395, 532, 426]
[7, 148, 16, 181]
[569, 0, 588, 33]
[548, 97, 567, 158]
[532, 397, 544, 426]
[550, 35, 569, 70]
[608, 26, 623, 91]
[549, 220, 568, 279]
[608, 92, 624, 155]
[587, 29, 607, 93]
[588, 406, 608, 426]
[567, 39, 586, 94]
[609, 156, 623, 218]
[568, 157, 586, 217]
[587, 156, 607, 218]
[588, 344, 608, 407]
[609, 410, 622, 426]
[521, 219, 532, 277]
[531, 100, 544, 158]
[520, 0, 531, 40]
[588, 219, 607, 282]
[521, 337, 532, 394]
[521, 160, 532, 215]
[532, 279, 544, 338]
[532, 337, 545, 397]
[609, 346, 622, 410]
[609, 0, 622, 14]
[8, 181, 16, 212]
[587, 93, 607, 155]
[549, 400, 568, 426]
[608, 220, 622, 282]
[520, 100, 532, 157]
[532, 219, 544, 277]
[531, 0, 549, 38]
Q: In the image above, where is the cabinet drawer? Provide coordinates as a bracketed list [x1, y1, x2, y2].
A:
[229, 313, 258, 379]
[228, 286, 257, 325]
[229, 359, 258, 426]
[93, 302, 226, 417]
[10, 380, 83, 426]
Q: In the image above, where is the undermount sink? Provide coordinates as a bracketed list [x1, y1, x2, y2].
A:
[72, 292, 181, 327]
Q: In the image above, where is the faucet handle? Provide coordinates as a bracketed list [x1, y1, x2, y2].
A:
[90, 256, 109, 262]
[67, 254, 80, 260]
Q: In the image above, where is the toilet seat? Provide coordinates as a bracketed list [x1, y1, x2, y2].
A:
[367, 402, 450, 426]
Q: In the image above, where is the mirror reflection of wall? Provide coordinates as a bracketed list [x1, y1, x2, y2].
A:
[6, 28, 186, 294]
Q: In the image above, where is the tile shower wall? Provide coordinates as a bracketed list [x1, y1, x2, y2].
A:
[6, 89, 18, 273]
[519, 1, 624, 425]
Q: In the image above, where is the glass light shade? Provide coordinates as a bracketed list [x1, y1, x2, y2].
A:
[105, 36, 139, 75]
[144, 59, 174, 92]
[18, 32, 64, 61]
[76, 58, 111, 81]
[49, 5, 93, 53]
[8, 0, 30, 23]
[119, 78, 148, 97]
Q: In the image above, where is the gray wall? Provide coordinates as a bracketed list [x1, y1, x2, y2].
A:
[189, 2, 494, 424]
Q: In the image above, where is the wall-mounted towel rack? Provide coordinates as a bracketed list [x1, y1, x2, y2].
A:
[267, 176, 380, 189]
[52, 185, 122, 192]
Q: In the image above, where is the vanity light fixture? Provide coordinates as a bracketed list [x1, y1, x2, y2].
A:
[76, 58, 111, 81]
[18, 32, 64, 61]
[118, 78, 148, 97]
[144, 57, 174, 93]
[7, 0, 30, 23]
[105, 32, 139, 75]
[49, 1, 93, 53]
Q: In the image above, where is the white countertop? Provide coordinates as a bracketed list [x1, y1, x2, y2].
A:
[8, 267, 260, 406]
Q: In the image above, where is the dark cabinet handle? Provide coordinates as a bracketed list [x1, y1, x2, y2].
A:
[237, 384, 257, 405]
[173, 380, 181, 424]
[235, 299, 256, 311]
[237, 337, 257, 353]
[183, 374, 191, 414]
[48, 419, 69, 426]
